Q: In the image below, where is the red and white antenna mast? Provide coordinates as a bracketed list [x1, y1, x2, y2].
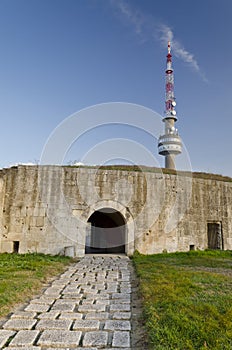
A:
[158, 41, 182, 169]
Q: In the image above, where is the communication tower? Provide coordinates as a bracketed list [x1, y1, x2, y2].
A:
[158, 41, 182, 169]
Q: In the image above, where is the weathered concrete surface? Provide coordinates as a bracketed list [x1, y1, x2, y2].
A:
[0, 255, 135, 349]
[0, 165, 231, 255]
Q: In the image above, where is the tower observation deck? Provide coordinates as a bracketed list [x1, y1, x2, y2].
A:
[158, 41, 182, 169]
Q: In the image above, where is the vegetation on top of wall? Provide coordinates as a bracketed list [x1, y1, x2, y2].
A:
[2, 164, 232, 183]
[66, 164, 232, 183]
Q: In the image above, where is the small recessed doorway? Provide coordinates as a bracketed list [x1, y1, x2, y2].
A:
[85, 208, 126, 254]
[207, 222, 223, 250]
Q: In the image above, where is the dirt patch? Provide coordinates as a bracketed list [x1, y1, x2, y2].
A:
[129, 259, 149, 350]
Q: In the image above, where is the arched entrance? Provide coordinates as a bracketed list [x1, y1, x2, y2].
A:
[85, 208, 126, 254]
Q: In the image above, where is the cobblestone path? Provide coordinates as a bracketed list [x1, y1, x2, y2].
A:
[0, 255, 134, 349]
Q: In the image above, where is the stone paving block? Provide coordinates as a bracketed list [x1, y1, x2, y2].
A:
[95, 299, 110, 305]
[69, 282, 82, 287]
[104, 320, 131, 331]
[62, 287, 81, 294]
[85, 312, 109, 320]
[30, 297, 55, 305]
[37, 311, 60, 319]
[62, 293, 82, 299]
[54, 297, 79, 304]
[78, 304, 106, 312]
[44, 287, 63, 297]
[112, 331, 130, 348]
[105, 287, 118, 293]
[45, 348, 97, 350]
[8, 347, 41, 350]
[120, 277, 130, 282]
[36, 319, 72, 330]
[81, 299, 95, 305]
[37, 330, 82, 347]
[11, 311, 37, 319]
[82, 331, 108, 347]
[33, 296, 56, 304]
[3, 318, 37, 330]
[55, 298, 80, 304]
[25, 303, 50, 313]
[108, 348, 131, 350]
[59, 312, 83, 320]
[83, 290, 99, 297]
[112, 312, 131, 320]
[80, 284, 93, 290]
[112, 293, 130, 300]
[52, 280, 70, 286]
[94, 286, 106, 291]
[111, 299, 131, 304]
[73, 320, 100, 331]
[51, 301, 76, 312]
[120, 288, 132, 293]
[9, 330, 40, 347]
[0, 330, 16, 348]
[110, 304, 131, 312]
[120, 282, 131, 287]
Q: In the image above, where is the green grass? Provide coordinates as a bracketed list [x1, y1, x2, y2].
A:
[133, 250, 232, 350]
[0, 253, 72, 317]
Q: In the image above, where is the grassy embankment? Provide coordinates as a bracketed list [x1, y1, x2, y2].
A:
[133, 250, 232, 350]
[0, 253, 72, 318]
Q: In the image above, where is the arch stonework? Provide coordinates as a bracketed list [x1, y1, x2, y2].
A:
[83, 200, 135, 256]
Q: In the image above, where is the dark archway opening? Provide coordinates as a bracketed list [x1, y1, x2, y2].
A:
[86, 208, 126, 254]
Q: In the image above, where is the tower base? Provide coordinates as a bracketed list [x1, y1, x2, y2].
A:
[165, 154, 176, 170]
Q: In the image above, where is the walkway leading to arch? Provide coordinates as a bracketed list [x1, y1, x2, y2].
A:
[0, 255, 133, 349]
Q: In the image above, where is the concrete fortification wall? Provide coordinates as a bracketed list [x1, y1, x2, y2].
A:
[0, 165, 231, 256]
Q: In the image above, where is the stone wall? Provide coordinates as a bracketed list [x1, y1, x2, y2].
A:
[0, 165, 231, 256]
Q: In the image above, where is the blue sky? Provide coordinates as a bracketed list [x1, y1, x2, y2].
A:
[0, 0, 231, 176]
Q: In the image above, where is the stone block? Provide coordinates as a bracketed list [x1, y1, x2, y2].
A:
[38, 311, 60, 319]
[44, 287, 63, 297]
[36, 319, 72, 330]
[51, 301, 76, 312]
[110, 304, 131, 312]
[59, 312, 83, 319]
[9, 330, 40, 347]
[8, 348, 41, 350]
[112, 331, 130, 348]
[111, 299, 131, 304]
[36, 216, 44, 227]
[11, 311, 37, 319]
[37, 330, 82, 347]
[112, 293, 131, 300]
[120, 287, 132, 293]
[78, 304, 106, 312]
[31, 295, 56, 304]
[82, 331, 108, 347]
[95, 299, 110, 305]
[73, 320, 100, 330]
[45, 348, 97, 350]
[104, 320, 131, 331]
[0, 330, 16, 348]
[112, 312, 131, 320]
[25, 303, 50, 313]
[3, 318, 37, 330]
[85, 312, 109, 320]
